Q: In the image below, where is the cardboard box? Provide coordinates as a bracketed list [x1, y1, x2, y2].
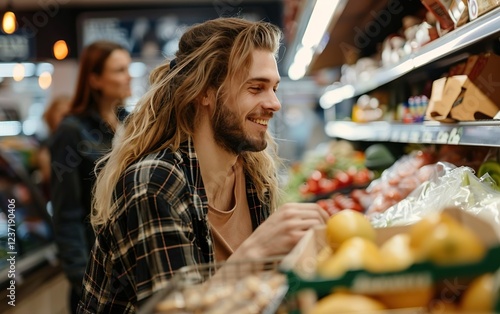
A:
[281, 207, 500, 303]
[426, 76, 456, 122]
[427, 53, 500, 122]
[449, 75, 500, 120]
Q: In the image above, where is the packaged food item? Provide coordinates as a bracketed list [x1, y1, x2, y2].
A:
[469, 0, 500, 20]
[421, 0, 469, 30]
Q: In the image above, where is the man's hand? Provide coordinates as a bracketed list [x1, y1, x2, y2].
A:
[234, 203, 328, 260]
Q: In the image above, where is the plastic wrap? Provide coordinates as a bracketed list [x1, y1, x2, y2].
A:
[370, 162, 500, 235]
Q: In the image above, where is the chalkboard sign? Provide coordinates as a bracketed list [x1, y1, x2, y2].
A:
[78, 8, 265, 59]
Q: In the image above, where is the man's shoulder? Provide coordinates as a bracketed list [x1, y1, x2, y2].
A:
[122, 148, 188, 191]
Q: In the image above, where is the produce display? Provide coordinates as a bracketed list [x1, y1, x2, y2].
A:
[282, 141, 373, 203]
[285, 141, 494, 214]
[478, 159, 500, 191]
[318, 210, 486, 279]
[281, 207, 500, 314]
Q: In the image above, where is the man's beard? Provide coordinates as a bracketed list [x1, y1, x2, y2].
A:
[212, 100, 268, 155]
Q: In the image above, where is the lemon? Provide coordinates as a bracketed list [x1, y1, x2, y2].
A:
[378, 233, 414, 272]
[326, 209, 376, 251]
[460, 273, 494, 312]
[318, 237, 383, 277]
[310, 292, 386, 314]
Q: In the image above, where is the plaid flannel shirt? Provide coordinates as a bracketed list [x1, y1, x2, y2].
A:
[77, 139, 270, 313]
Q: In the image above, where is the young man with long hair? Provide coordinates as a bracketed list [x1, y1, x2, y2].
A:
[78, 17, 327, 313]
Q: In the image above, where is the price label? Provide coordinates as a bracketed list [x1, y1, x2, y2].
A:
[390, 132, 399, 142]
[409, 131, 420, 142]
[436, 131, 449, 144]
[447, 127, 461, 144]
[400, 131, 409, 142]
[422, 131, 433, 143]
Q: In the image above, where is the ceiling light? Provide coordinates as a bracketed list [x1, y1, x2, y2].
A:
[53, 40, 69, 60]
[2, 0, 16, 34]
[287, 0, 342, 80]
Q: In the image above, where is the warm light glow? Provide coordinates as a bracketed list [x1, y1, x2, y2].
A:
[2, 11, 16, 34]
[53, 40, 69, 60]
[38, 71, 52, 89]
[12, 63, 24, 81]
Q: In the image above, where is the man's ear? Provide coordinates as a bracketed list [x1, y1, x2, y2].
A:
[200, 88, 216, 107]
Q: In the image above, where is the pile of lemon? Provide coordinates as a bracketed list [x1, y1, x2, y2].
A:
[310, 209, 495, 313]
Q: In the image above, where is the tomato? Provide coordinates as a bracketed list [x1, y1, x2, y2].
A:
[332, 194, 363, 212]
[335, 171, 353, 188]
[305, 177, 320, 194]
[319, 178, 339, 194]
[317, 199, 340, 216]
[353, 168, 372, 185]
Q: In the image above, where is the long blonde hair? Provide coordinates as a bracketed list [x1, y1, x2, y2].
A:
[92, 17, 284, 229]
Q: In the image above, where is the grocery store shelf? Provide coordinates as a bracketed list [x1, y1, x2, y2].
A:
[320, 7, 500, 108]
[325, 120, 500, 147]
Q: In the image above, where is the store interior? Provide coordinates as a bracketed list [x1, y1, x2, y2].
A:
[1, 0, 500, 313]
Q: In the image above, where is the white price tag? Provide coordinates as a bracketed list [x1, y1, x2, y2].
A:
[447, 127, 461, 144]
[409, 131, 420, 142]
[436, 131, 449, 144]
[400, 131, 409, 142]
[422, 131, 433, 143]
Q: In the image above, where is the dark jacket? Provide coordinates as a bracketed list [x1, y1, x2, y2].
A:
[49, 108, 127, 292]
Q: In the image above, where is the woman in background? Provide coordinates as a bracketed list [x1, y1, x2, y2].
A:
[36, 94, 71, 200]
[48, 40, 131, 313]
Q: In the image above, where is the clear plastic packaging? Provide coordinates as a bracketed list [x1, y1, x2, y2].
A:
[370, 161, 500, 236]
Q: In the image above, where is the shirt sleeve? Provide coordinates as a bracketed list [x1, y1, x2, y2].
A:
[49, 121, 89, 291]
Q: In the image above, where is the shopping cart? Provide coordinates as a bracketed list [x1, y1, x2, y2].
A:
[138, 256, 289, 314]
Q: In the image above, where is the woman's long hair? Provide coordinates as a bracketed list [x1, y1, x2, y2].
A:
[92, 17, 283, 229]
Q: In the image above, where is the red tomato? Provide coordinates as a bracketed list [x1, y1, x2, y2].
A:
[319, 178, 339, 194]
[353, 168, 372, 185]
[335, 171, 353, 188]
[332, 194, 363, 212]
[317, 199, 340, 216]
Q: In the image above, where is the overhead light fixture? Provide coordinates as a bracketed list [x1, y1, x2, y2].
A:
[53, 40, 69, 60]
[2, 0, 17, 34]
[319, 84, 355, 109]
[287, 0, 342, 80]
